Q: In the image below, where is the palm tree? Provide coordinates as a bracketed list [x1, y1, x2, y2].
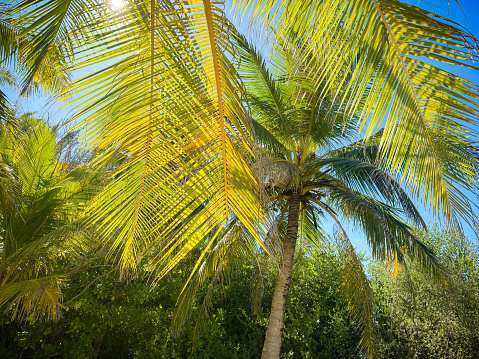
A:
[235, 30, 449, 358]
[3, 0, 479, 356]
[170, 29, 454, 357]
[0, 115, 97, 322]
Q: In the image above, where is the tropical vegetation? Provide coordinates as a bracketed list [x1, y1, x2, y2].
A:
[371, 225, 479, 358]
[1, 227, 479, 358]
[0, 0, 479, 358]
[0, 110, 98, 323]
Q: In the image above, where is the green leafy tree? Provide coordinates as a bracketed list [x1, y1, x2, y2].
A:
[2, 0, 479, 358]
[370, 226, 479, 358]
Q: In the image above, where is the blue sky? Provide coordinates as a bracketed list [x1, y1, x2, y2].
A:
[8, 0, 479, 116]
[4, 0, 479, 249]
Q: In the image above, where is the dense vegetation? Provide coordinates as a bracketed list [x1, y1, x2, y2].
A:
[372, 227, 479, 359]
[1, 0, 479, 357]
[1, 218, 478, 358]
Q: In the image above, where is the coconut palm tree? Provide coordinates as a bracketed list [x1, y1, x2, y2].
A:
[170, 28, 459, 357]
[236, 30, 448, 358]
[2, 0, 479, 357]
[0, 115, 97, 322]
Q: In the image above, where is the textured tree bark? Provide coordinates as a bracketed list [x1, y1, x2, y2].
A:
[261, 194, 301, 359]
[93, 327, 106, 359]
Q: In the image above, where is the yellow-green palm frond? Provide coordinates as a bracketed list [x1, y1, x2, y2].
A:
[237, 0, 479, 224]
[170, 218, 251, 338]
[60, 0, 268, 274]
[336, 233, 378, 358]
[0, 276, 65, 322]
[6, 0, 107, 95]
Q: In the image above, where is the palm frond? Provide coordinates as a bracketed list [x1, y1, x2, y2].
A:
[59, 0, 269, 275]
[336, 232, 379, 358]
[328, 186, 443, 281]
[0, 276, 65, 322]
[170, 219, 250, 338]
[234, 31, 288, 131]
[237, 0, 479, 224]
[8, 0, 106, 94]
[251, 117, 290, 157]
[305, 156, 425, 228]
[306, 199, 379, 358]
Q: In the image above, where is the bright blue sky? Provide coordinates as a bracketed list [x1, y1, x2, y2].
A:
[4, 0, 479, 250]
[9, 0, 479, 116]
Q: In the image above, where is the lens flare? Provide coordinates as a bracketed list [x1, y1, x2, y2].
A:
[109, 0, 126, 10]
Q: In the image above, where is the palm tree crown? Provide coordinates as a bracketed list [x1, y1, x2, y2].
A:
[1, 0, 479, 357]
[233, 29, 446, 357]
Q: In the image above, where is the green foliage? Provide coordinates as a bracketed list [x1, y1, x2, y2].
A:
[0, 245, 361, 359]
[2, 213, 479, 359]
[281, 249, 360, 359]
[0, 114, 98, 322]
[2, 0, 479, 357]
[370, 226, 479, 358]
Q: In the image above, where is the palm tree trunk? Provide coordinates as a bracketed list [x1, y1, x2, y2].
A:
[262, 194, 301, 359]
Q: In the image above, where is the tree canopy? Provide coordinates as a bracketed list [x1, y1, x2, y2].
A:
[1, 0, 479, 358]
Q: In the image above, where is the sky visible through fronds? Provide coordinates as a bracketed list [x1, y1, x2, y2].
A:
[3, 0, 479, 251]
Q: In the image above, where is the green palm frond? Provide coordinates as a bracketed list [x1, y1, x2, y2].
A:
[6, 0, 107, 94]
[0, 67, 17, 125]
[238, 0, 479, 224]
[0, 222, 88, 288]
[0, 276, 65, 322]
[251, 118, 289, 156]
[0, 6, 16, 65]
[328, 186, 442, 280]
[235, 28, 358, 154]
[54, 0, 270, 276]
[305, 156, 425, 228]
[298, 205, 325, 250]
[170, 219, 250, 337]
[305, 199, 379, 358]
[234, 31, 290, 142]
[337, 233, 379, 358]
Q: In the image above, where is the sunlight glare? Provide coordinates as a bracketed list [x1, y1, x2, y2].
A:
[109, 0, 126, 10]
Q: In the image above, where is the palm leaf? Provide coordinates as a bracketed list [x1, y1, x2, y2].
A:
[336, 233, 379, 358]
[304, 156, 425, 228]
[7, 0, 105, 94]
[237, 0, 479, 224]
[51, 0, 270, 275]
[0, 276, 65, 322]
[328, 186, 442, 280]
